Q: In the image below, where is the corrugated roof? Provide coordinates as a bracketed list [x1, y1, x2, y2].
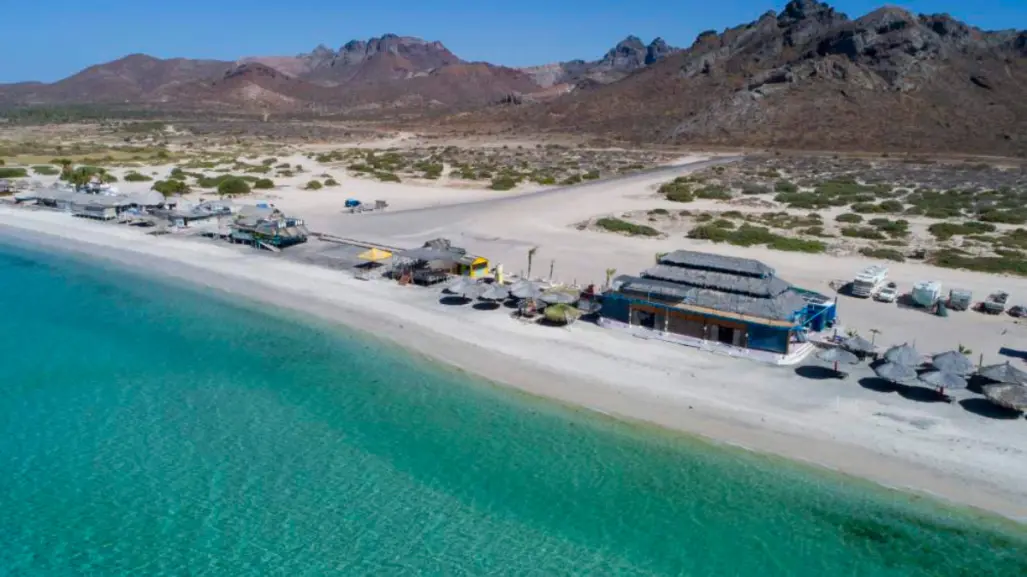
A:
[659, 250, 775, 278]
[642, 264, 790, 298]
[613, 275, 808, 321]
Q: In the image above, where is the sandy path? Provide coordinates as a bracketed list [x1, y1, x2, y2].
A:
[2, 207, 1026, 521]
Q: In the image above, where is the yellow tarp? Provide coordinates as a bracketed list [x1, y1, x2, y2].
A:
[358, 247, 393, 262]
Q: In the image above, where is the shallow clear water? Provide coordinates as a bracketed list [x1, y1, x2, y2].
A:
[0, 238, 1024, 576]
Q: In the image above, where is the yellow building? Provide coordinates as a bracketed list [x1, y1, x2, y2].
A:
[456, 254, 489, 278]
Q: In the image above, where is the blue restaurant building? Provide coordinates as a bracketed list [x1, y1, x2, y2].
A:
[600, 250, 836, 355]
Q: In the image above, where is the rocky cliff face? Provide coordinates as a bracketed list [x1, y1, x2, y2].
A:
[501, 0, 1027, 155]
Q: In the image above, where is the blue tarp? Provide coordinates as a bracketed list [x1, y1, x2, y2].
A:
[345, 198, 362, 207]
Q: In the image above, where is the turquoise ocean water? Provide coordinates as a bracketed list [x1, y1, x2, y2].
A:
[0, 236, 1025, 576]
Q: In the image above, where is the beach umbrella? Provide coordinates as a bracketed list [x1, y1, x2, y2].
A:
[510, 280, 543, 300]
[841, 335, 875, 355]
[539, 289, 580, 306]
[977, 362, 1027, 385]
[816, 347, 859, 374]
[883, 343, 922, 367]
[479, 284, 510, 302]
[443, 278, 483, 300]
[930, 351, 975, 376]
[982, 384, 1027, 413]
[873, 361, 917, 383]
[544, 303, 582, 326]
[357, 247, 393, 262]
[917, 370, 968, 394]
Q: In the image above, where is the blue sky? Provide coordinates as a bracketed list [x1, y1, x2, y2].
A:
[3, 0, 1025, 83]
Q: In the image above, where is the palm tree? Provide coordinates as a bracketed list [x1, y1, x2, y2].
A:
[605, 268, 617, 289]
[869, 328, 881, 345]
[527, 246, 538, 279]
[958, 343, 973, 355]
[655, 252, 668, 264]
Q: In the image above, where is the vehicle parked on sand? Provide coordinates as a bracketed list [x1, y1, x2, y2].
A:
[874, 282, 898, 303]
[983, 291, 1010, 315]
[851, 265, 888, 298]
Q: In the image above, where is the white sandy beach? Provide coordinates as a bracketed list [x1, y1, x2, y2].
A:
[2, 202, 1027, 521]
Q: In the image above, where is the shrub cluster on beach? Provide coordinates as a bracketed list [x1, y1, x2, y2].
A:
[596, 217, 661, 237]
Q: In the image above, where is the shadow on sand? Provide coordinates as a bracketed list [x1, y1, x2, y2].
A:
[959, 398, 1023, 420]
[795, 365, 841, 381]
[896, 384, 948, 404]
[439, 296, 471, 306]
[472, 301, 502, 311]
[858, 377, 896, 393]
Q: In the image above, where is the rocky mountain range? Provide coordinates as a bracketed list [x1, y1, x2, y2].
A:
[1, 1, 1025, 155]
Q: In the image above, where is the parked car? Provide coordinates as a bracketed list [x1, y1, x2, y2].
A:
[875, 282, 898, 303]
[1009, 305, 1026, 318]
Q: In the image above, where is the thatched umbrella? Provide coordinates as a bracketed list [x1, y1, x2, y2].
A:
[816, 347, 859, 375]
[510, 280, 543, 300]
[544, 303, 582, 326]
[873, 361, 917, 383]
[883, 343, 922, 367]
[977, 362, 1027, 385]
[982, 384, 1027, 413]
[917, 370, 968, 400]
[931, 351, 975, 376]
[842, 335, 875, 355]
[539, 289, 580, 306]
[443, 278, 483, 301]
[479, 284, 510, 302]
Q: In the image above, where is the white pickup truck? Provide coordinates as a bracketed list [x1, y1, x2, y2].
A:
[874, 282, 898, 303]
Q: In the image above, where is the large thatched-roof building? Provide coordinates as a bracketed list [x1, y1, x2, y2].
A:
[600, 250, 836, 360]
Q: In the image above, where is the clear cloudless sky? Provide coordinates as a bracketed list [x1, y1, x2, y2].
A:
[2, 0, 1025, 83]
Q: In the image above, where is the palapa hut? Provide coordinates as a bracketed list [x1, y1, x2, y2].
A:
[599, 250, 836, 356]
[229, 207, 308, 249]
[396, 238, 490, 284]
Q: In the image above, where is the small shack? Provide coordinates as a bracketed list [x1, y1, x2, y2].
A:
[229, 207, 309, 250]
[395, 238, 490, 283]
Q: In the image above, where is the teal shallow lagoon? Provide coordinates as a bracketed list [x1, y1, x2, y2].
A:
[0, 238, 1025, 576]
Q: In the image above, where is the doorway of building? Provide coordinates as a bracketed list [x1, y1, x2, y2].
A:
[716, 326, 735, 345]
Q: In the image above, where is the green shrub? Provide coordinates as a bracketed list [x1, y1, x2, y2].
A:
[859, 247, 906, 261]
[596, 218, 661, 237]
[774, 180, 798, 193]
[835, 213, 863, 223]
[695, 185, 731, 200]
[0, 167, 29, 178]
[741, 183, 770, 195]
[152, 179, 189, 196]
[768, 237, 827, 253]
[582, 170, 600, 181]
[32, 165, 60, 176]
[375, 171, 401, 183]
[710, 219, 736, 229]
[850, 202, 883, 214]
[124, 172, 153, 182]
[323, 178, 339, 187]
[490, 175, 518, 191]
[648, 208, 669, 216]
[561, 174, 583, 185]
[217, 177, 251, 196]
[253, 178, 275, 190]
[978, 209, 1027, 225]
[305, 180, 323, 190]
[878, 199, 905, 213]
[841, 226, 886, 240]
[867, 218, 909, 237]
[687, 224, 733, 242]
[927, 221, 997, 240]
[930, 249, 1027, 276]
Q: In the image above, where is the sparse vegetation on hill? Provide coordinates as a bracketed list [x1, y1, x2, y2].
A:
[0, 167, 29, 178]
[305, 180, 323, 190]
[124, 171, 153, 182]
[253, 178, 275, 189]
[31, 165, 60, 176]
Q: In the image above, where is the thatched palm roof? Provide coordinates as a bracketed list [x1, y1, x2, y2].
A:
[931, 351, 975, 376]
[841, 335, 875, 354]
[977, 362, 1027, 385]
[917, 370, 968, 390]
[874, 362, 917, 382]
[883, 343, 922, 366]
[982, 384, 1027, 412]
[816, 347, 859, 365]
